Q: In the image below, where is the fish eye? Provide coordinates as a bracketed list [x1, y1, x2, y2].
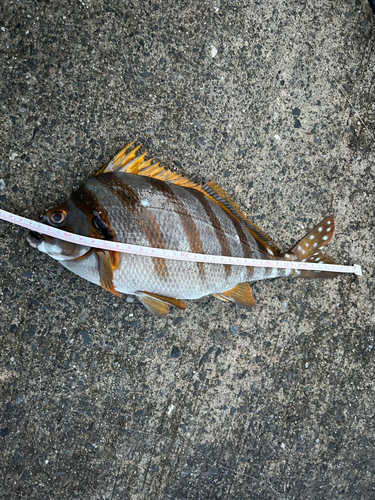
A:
[48, 209, 67, 225]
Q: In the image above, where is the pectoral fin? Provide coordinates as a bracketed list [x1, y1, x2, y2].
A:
[96, 250, 122, 298]
[137, 291, 187, 317]
[109, 250, 120, 270]
[215, 282, 256, 308]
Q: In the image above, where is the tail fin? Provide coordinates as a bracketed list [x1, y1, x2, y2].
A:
[288, 216, 339, 278]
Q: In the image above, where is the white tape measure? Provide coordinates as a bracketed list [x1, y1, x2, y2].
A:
[0, 208, 362, 276]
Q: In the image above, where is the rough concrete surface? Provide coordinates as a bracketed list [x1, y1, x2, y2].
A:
[0, 0, 374, 498]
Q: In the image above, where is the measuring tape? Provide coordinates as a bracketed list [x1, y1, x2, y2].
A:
[0, 208, 362, 276]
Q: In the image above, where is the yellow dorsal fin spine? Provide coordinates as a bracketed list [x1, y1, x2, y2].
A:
[100, 143, 141, 173]
[111, 141, 135, 165]
[97, 143, 206, 193]
[120, 152, 148, 173]
[137, 158, 154, 171]
[98, 142, 134, 174]
[142, 163, 164, 177]
[116, 145, 142, 168]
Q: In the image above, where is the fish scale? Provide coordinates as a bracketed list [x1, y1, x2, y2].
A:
[26, 142, 342, 317]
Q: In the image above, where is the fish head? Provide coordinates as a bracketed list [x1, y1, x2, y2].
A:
[26, 184, 107, 261]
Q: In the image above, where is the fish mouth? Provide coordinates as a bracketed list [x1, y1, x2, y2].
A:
[27, 231, 43, 248]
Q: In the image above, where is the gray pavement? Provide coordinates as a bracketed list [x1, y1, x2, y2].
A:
[1, 1, 374, 498]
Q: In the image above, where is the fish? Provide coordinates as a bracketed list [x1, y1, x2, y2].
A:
[27, 142, 340, 317]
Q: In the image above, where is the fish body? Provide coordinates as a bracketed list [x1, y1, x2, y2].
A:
[27, 143, 339, 316]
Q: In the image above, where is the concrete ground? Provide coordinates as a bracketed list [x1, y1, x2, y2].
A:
[1, 0, 374, 498]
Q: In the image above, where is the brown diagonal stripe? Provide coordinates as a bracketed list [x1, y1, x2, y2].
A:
[189, 189, 232, 277]
[204, 183, 279, 253]
[221, 208, 253, 277]
[146, 177, 205, 277]
[69, 184, 116, 241]
[96, 174, 168, 278]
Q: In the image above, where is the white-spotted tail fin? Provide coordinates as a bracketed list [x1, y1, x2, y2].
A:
[290, 216, 339, 278]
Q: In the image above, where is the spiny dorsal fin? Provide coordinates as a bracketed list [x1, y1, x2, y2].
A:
[96, 142, 205, 191]
[97, 144, 278, 253]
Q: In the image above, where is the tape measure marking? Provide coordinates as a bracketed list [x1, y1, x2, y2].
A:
[0, 208, 362, 276]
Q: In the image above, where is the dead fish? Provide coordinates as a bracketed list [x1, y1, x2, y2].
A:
[27, 142, 339, 317]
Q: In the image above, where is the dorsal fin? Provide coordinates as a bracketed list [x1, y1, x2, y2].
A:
[96, 142, 205, 191]
[96, 143, 279, 252]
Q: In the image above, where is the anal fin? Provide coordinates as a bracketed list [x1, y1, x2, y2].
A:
[213, 293, 230, 303]
[215, 282, 256, 308]
[137, 291, 186, 317]
[96, 250, 122, 297]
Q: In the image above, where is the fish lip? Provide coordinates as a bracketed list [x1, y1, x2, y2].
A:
[27, 231, 43, 248]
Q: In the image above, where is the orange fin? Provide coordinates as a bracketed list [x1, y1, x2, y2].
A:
[109, 250, 120, 270]
[138, 295, 170, 317]
[95, 142, 136, 175]
[215, 282, 256, 308]
[137, 291, 186, 317]
[97, 143, 205, 191]
[203, 181, 279, 254]
[213, 293, 230, 302]
[96, 250, 122, 297]
[139, 291, 187, 310]
[289, 216, 339, 278]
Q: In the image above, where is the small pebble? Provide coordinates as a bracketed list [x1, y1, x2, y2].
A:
[230, 325, 238, 335]
[292, 107, 301, 116]
[171, 347, 181, 358]
[213, 330, 222, 341]
[79, 330, 91, 345]
[167, 404, 174, 415]
[210, 466, 218, 476]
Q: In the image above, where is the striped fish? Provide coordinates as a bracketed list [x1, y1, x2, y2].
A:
[27, 142, 340, 317]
